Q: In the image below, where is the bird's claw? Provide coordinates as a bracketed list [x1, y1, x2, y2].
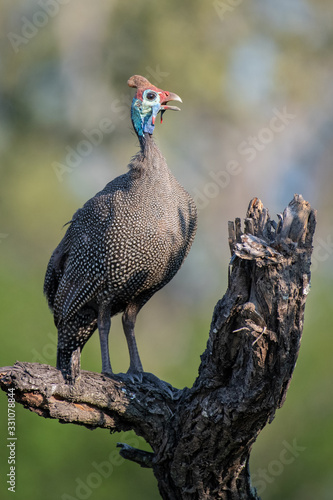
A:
[107, 371, 178, 400]
[113, 370, 143, 384]
[143, 372, 179, 400]
[126, 369, 143, 384]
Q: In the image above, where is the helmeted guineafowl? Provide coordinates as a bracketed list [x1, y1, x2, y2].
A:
[44, 75, 197, 383]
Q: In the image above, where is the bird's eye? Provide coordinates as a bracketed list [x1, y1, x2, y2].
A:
[146, 91, 157, 101]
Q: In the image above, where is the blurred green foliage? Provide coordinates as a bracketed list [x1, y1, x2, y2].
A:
[1, 0, 333, 499]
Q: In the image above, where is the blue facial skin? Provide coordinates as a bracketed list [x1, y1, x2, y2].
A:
[143, 102, 161, 134]
[131, 92, 161, 138]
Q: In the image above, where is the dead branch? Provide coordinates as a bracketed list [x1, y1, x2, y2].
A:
[0, 194, 316, 499]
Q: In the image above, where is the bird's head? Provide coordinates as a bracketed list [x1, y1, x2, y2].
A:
[128, 75, 182, 138]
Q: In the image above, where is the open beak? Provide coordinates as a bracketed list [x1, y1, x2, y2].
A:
[159, 91, 182, 123]
[160, 92, 182, 112]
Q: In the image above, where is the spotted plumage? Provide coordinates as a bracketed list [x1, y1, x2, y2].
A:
[44, 75, 197, 383]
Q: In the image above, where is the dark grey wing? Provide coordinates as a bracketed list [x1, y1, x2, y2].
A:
[44, 238, 67, 312]
[44, 195, 113, 325]
[44, 213, 76, 313]
[52, 243, 106, 323]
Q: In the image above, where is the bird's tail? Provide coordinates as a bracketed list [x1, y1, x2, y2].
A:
[55, 308, 98, 383]
[57, 346, 81, 384]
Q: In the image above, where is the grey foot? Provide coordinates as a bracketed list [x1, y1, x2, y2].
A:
[126, 368, 143, 383]
[113, 369, 143, 384]
[143, 372, 179, 399]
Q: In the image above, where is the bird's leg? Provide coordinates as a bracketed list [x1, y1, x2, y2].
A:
[97, 303, 112, 375]
[122, 304, 143, 375]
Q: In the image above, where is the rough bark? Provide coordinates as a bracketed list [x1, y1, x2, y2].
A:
[0, 195, 316, 499]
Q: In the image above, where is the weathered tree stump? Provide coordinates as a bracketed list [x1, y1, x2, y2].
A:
[0, 195, 316, 499]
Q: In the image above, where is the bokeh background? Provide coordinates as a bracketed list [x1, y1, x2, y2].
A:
[1, 0, 332, 499]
